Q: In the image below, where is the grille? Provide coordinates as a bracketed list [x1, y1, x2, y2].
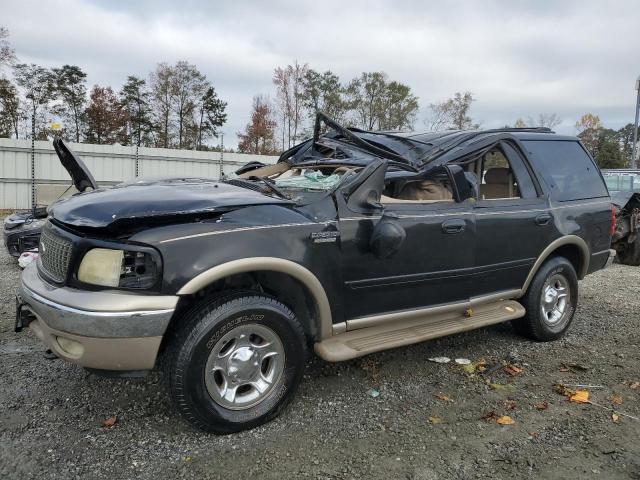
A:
[38, 227, 73, 283]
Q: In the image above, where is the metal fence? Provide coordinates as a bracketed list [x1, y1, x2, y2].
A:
[0, 138, 278, 210]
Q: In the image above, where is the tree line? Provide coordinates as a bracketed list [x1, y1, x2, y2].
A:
[0, 28, 227, 150]
[1, 27, 638, 166]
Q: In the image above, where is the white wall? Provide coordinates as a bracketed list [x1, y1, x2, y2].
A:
[0, 138, 278, 210]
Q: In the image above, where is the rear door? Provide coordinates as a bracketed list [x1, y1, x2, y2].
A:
[472, 141, 550, 297]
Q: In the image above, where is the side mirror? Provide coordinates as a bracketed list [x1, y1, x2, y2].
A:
[370, 211, 406, 259]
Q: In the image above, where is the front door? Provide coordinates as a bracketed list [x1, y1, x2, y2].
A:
[339, 197, 476, 321]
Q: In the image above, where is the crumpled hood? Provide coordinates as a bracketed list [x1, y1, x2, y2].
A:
[49, 177, 291, 232]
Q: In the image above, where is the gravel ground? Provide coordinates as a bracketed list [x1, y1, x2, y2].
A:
[1, 245, 639, 480]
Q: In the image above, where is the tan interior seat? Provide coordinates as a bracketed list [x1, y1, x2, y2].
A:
[480, 168, 515, 199]
[396, 180, 453, 201]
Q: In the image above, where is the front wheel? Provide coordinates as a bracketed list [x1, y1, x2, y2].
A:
[163, 293, 308, 433]
[512, 256, 578, 341]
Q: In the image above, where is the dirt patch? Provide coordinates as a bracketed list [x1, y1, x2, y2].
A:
[0, 245, 639, 479]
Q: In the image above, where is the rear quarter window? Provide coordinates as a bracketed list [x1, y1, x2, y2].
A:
[522, 140, 608, 201]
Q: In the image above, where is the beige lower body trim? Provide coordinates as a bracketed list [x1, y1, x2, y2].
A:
[344, 289, 521, 332]
[29, 319, 161, 370]
[316, 299, 525, 362]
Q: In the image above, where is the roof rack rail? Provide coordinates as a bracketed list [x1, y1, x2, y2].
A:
[474, 127, 555, 134]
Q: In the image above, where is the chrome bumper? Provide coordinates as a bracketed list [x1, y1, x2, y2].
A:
[18, 263, 178, 370]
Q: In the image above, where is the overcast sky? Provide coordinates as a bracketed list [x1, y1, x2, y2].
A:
[3, 0, 640, 147]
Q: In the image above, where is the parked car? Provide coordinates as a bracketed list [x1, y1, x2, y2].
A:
[16, 114, 615, 433]
[3, 140, 97, 257]
[602, 169, 640, 265]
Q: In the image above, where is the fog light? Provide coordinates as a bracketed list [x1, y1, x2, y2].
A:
[56, 336, 84, 358]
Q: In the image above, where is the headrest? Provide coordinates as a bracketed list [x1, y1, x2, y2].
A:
[485, 168, 511, 184]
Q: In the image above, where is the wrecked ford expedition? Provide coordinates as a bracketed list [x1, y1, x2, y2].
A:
[16, 114, 615, 433]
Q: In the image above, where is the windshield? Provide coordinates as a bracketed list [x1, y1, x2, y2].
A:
[603, 172, 640, 192]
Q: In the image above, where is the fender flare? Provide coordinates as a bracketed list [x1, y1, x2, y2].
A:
[519, 235, 590, 294]
[177, 257, 333, 340]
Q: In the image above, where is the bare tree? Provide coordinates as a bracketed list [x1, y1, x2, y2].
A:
[426, 92, 476, 131]
[52, 65, 87, 142]
[0, 78, 19, 138]
[172, 61, 208, 148]
[150, 63, 176, 148]
[527, 113, 561, 129]
[273, 61, 308, 149]
[13, 63, 55, 140]
[0, 27, 16, 73]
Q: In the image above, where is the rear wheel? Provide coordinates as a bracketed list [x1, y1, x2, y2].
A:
[163, 293, 308, 433]
[512, 256, 578, 341]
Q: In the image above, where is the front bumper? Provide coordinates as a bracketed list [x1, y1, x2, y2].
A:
[18, 263, 178, 370]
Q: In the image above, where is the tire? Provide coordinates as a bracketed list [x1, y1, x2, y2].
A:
[163, 292, 308, 433]
[512, 256, 578, 342]
[616, 234, 640, 266]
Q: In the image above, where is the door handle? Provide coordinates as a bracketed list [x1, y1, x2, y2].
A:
[535, 213, 552, 226]
[442, 219, 466, 234]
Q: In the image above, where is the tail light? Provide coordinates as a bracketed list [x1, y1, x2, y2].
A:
[610, 204, 616, 237]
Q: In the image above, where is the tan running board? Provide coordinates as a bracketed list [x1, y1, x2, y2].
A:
[315, 300, 525, 362]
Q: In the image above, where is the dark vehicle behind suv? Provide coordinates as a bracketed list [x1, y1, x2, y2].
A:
[602, 169, 640, 265]
[16, 115, 615, 433]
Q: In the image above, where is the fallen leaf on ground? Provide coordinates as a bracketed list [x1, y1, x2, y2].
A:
[534, 401, 549, 411]
[569, 390, 590, 404]
[462, 359, 487, 375]
[102, 415, 117, 428]
[428, 416, 443, 424]
[611, 412, 620, 423]
[553, 383, 573, 397]
[504, 364, 523, 376]
[428, 356, 451, 364]
[435, 393, 453, 402]
[454, 358, 471, 365]
[464, 308, 473, 317]
[610, 394, 623, 405]
[490, 383, 517, 393]
[496, 415, 515, 425]
[528, 431, 539, 439]
[504, 399, 517, 410]
[559, 366, 570, 372]
[629, 381, 640, 390]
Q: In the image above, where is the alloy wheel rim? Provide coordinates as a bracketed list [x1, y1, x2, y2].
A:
[204, 323, 285, 410]
[540, 273, 570, 326]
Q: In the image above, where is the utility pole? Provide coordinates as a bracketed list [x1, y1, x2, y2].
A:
[633, 75, 640, 169]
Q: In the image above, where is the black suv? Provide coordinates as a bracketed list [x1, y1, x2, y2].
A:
[17, 114, 615, 433]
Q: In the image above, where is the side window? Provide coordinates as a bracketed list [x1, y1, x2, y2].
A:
[477, 144, 537, 200]
[522, 140, 608, 201]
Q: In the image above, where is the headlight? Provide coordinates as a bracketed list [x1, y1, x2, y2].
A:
[78, 247, 160, 289]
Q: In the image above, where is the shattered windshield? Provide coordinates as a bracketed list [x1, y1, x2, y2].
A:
[274, 170, 342, 190]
